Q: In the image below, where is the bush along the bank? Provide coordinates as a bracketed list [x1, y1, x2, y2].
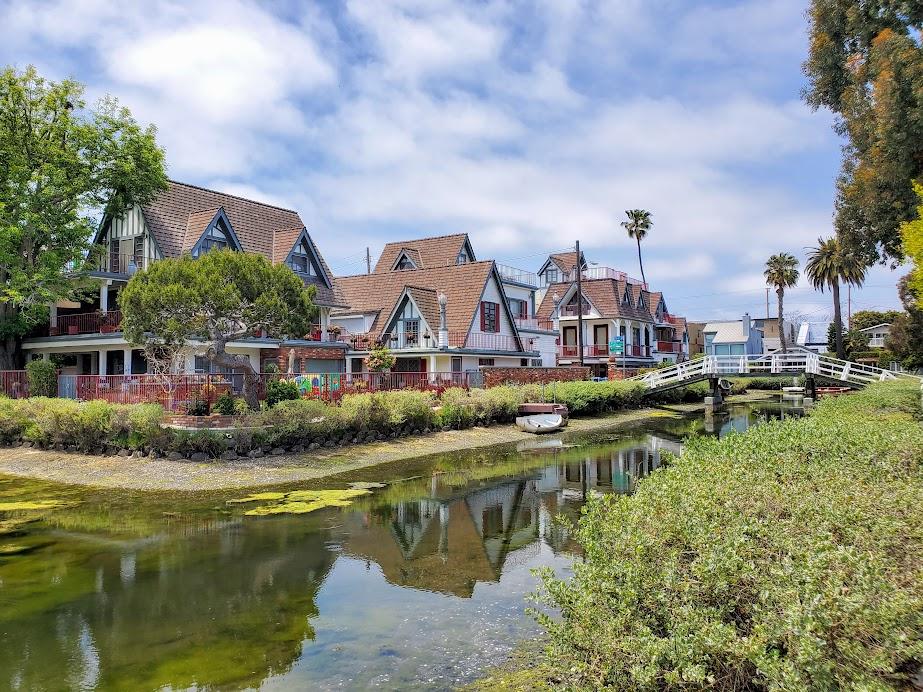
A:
[526, 381, 923, 690]
[25, 360, 58, 397]
[0, 378, 663, 459]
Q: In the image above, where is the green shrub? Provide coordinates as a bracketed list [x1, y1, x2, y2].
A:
[265, 379, 300, 407]
[523, 380, 643, 415]
[22, 398, 113, 451]
[0, 397, 31, 443]
[529, 381, 923, 690]
[481, 385, 526, 422]
[437, 388, 478, 428]
[213, 391, 236, 416]
[169, 429, 226, 458]
[261, 398, 339, 447]
[378, 390, 436, 428]
[25, 360, 58, 397]
[339, 392, 390, 431]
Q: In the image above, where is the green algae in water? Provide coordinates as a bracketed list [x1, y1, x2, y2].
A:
[231, 488, 372, 516]
[0, 500, 72, 511]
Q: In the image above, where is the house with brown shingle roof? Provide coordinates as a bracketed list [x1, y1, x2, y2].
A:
[331, 236, 539, 374]
[24, 180, 348, 376]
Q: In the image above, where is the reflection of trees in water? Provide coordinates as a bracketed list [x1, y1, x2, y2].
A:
[0, 516, 336, 690]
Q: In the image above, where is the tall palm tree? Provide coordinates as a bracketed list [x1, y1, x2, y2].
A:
[764, 253, 800, 353]
[805, 236, 867, 359]
[621, 209, 652, 286]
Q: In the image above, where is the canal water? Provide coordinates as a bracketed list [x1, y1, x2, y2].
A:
[0, 399, 802, 691]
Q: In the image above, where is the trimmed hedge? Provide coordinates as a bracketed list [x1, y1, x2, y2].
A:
[525, 381, 923, 690]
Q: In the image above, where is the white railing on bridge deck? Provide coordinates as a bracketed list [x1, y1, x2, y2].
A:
[632, 352, 923, 391]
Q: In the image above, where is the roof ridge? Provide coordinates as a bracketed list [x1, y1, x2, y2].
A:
[336, 260, 494, 280]
[167, 179, 299, 215]
[381, 232, 468, 245]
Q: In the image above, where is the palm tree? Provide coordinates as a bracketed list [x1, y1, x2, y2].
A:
[621, 209, 652, 286]
[805, 236, 867, 359]
[764, 253, 800, 353]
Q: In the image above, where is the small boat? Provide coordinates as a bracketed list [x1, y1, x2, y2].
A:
[516, 413, 566, 434]
[817, 386, 850, 397]
[517, 402, 569, 421]
[782, 386, 805, 394]
[516, 438, 566, 453]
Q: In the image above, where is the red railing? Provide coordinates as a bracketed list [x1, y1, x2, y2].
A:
[92, 252, 158, 275]
[52, 310, 123, 336]
[0, 371, 29, 398]
[557, 344, 609, 358]
[656, 341, 682, 353]
[515, 317, 555, 331]
[69, 371, 470, 410]
[449, 332, 522, 351]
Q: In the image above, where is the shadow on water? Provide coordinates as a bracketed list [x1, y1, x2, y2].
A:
[0, 398, 803, 690]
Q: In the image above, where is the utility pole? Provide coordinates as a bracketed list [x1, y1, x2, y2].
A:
[766, 287, 770, 319]
[575, 240, 584, 367]
[366, 247, 371, 274]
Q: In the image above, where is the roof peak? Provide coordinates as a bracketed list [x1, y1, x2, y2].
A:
[382, 232, 469, 245]
[167, 179, 298, 215]
[339, 259, 494, 280]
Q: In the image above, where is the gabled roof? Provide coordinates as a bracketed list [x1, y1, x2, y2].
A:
[857, 323, 891, 332]
[538, 251, 585, 276]
[535, 278, 655, 322]
[703, 321, 756, 344]
[647, 292, 663, 320]
[381, 286, 441, 336]
[373, 234, 473, 273]
[121, 180, 343, 307]
[333, 261, 521, 349]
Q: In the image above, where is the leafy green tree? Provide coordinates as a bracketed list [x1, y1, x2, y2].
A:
[0, 66, 167, 368]
[806, 236, 867, 359]
[901, 182, 923, 296]
[366, 344, 395, 372]
[826, 322, 871, 359]
[119, 250, 316, 409]
[886, 276, 923, 369]
[764, 253, 800, 352]
[620, 209, 652, 286]
[849, 308, 902, 331]
[804, 1, 923, 264]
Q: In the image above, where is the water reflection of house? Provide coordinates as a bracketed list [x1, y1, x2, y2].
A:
[335, 478, 542, 598]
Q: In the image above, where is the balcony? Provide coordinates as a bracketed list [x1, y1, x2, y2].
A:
[559, 344, 651, 359]
[514, 317, 556, 331]
[496, 264, 539, 287]
[558, 304, 592, 317]
[89, 252, 159, 277]
[51, 310, 123, 336]
[450, 332, 523, 352]
[560, 266, 648, 289]
[656, 340, 682, 353]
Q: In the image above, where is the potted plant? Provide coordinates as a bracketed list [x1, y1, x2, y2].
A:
[327, 324, 342, 341]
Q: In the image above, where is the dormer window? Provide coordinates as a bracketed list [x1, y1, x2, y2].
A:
[622, 286, 632, 305]
[457, 249, 469, 265]
[288, 239, 317, 277]
[395, 256, 415, 270]
[545, 268, 559, 284]
[196, 219, 233, 255]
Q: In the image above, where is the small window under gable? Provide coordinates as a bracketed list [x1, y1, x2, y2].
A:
[393, 251, 417, 271]
[637, 293, 646, 310]
[622, 285, 632, 306]
[289, 238, 319, 278]
[457, 249, 469, 265]
[196, 218, 235, 256]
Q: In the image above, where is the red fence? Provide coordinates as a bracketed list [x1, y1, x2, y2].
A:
[656, 341, 682, 353]
[66, 371, 470, 411]
[0, 371, 29, 399]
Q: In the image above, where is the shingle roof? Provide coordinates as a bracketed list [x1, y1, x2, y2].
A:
[137, 180, 343, 307]
[182, 208, 220, 252]
[647, 291, 663, 320]
[546, 251, 582, 274]
[333, 261, 507, 342]
[373, 234, 470, 272]
[404, 286, 441, 334]
[703, 321, 752, 344]
[536, 278, 655, 322]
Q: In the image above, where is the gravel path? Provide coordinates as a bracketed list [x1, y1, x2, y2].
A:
[0, 401, 734, 492]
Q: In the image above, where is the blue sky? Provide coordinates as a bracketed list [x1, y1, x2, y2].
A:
[1, 0, 908, 322]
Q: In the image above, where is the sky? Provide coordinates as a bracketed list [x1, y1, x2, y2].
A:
[0, 0, 909, 323]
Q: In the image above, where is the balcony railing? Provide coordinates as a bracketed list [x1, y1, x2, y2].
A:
[868, 337, 886, 347]
[51, 310, 123, 336]
[514, 317, 555, 331]
[558, 304, 592, 317]
[560, 266, 648, 289]
[656, 340, 682, 353]
[559, 344, 652, 359]
[496, 264, 539, 287]
[450, 332, 523, 352]
[90, 252, 159, 276]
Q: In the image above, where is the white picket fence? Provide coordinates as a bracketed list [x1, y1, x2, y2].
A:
[633, 352, 922, 392]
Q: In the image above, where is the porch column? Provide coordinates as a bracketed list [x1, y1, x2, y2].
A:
[123, 348, 133, 375]
[98, 350, 107, 375]
[99, 280, 111, 314]
[429, 354, 437, 379]
[49, 304, 58, 329]
[42, 352, 50, 361]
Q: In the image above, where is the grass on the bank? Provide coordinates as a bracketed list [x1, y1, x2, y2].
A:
[494, 381, 923, 691]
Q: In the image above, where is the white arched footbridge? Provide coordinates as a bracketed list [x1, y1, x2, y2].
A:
[632, 352, 922, 395]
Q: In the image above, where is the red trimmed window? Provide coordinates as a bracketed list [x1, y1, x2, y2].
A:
[480, 301, 499, 332]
